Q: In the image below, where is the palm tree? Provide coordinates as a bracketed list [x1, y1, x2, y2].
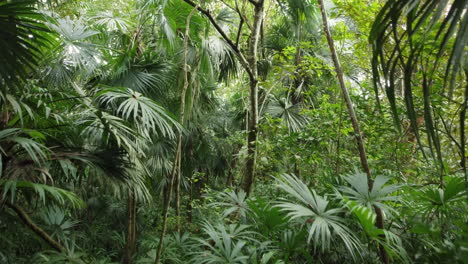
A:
[264, 96, 310, 133]
[1, 5, 182, 263]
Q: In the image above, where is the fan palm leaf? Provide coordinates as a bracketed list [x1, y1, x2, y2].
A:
[43, 17, 101, 87]
[264, 96, 309, 132]
[95, 86, 181, 138]
[339, 171, 401, 215]
[275, 174, 362, 258]
[192, 221, 258, 264]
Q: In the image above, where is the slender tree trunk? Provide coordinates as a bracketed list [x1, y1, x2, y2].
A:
[461, 70, 467, 187]
[316, 1, 389, 263]
[124, 192, 137, 264]
[154, 147, 180, 264]
[0, 197, 5, 217]
[154, 6, 197, 263]
[180, 0, 264, 195]
[226, 151, 239, 187]
[187, 179, 193, 223]
[6, 202, 66, 253]
[243, 0, 264, 196]
[174, 142, 182, 233]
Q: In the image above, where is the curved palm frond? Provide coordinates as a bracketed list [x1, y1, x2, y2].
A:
[0, 0, 50, 89]
[0, 128, 50, 172]
[43, 16, 101, 87]
[192, 221, 258, 264]
[412, 176, 467, 222]
[339, 171, 401, 215]
[146, 137, 174, 176]
[344, 198, 409, 262]
[1, 179, 84, 208]
[78, 108, 138, 153]
[209, 189, 250, 219]
[89, 11, 131, 32]
[264, 96, 310, 132]
[95, 86, 181, 138]
[109, 60, 175, 98]
[275, 174, 362, 258]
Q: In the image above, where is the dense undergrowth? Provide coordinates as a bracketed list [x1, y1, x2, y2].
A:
[0, 0, 467, 263]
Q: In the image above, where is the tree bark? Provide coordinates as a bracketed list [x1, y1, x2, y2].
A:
[124, 191, 137, 264]
[6, 202, 66, 253]
[243, 0, 264, 196]
[316, 1, 389, 263]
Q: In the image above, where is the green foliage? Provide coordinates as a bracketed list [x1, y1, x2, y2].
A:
[275, 174, 362, 259]
[96, 86, 181, 138]
[1, 180, 84, 208]
[209, 189, 249, 220]
[339, 171, 401, 214]
[0, 0, 50, 88]
[410, 176, 467, 224]
[0, 0, 466, 263]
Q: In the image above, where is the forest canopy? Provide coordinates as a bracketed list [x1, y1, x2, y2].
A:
[0, 0, 467, 263]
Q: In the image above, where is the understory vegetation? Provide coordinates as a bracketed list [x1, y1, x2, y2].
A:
[0, 0, 467, 263]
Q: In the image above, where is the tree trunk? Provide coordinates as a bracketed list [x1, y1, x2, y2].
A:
[461, 69, 467, 187]
[6, 202, 66, 253]
[174, 142, 182, 233]
[124, 191, 137, 264]
[226, 153, 238, 187]
[187, 178, 193, 223]
[180, 0, 265, 196]
[154, 5, 197, 263]
[316, 1, 389, 263]
[154, 147, 180, 264]
[243, 78, 259, 195]
[243, 0, 264, 196]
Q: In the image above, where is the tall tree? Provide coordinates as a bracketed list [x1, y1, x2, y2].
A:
[316, 0, 389, 263]
[181, 0, 265, 195]
[153, 4, 197, 263]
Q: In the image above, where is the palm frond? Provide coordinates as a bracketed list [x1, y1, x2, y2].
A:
[275, 174, 362, 258]
[209, 190, 250, 219]
[1, 179, 84, 208]
[412, 176, 467, 222]
[0, 0, 50, 89]
[95, 86, 181, 138]
[78, 108, 139, 154]
[109, 60, 174, 98]
[343, 198, 409, 262]
[44, 16, 101, 81]
[264, 96, 310, 132]
[89, 11, 132, 32]
[339, 171, 401, 215]
[192, 221, 257, 264]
